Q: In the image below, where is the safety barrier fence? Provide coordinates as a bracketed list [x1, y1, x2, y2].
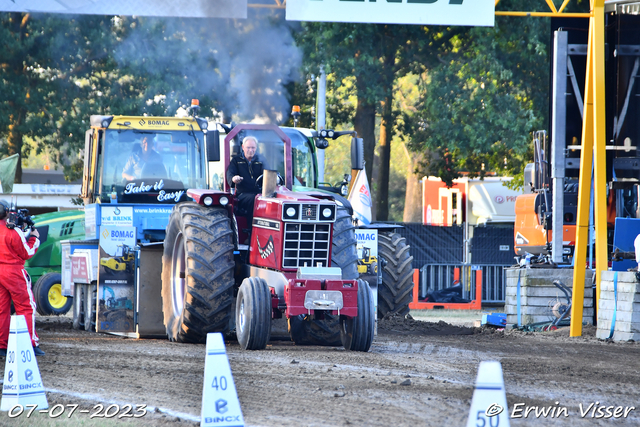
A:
[408, 263, 511, 310]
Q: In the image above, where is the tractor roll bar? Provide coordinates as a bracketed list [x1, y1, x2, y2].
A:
[223, 124, 292, 192]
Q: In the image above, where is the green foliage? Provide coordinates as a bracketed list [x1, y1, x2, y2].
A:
[386, 134, 409, 222]
[323, 138, 351, 188]
[296, 16, 550, 208]
[296, 23, 435, 129]
[296, 23, 435, 220]
[298, 23, 385, 104]
[282, 78, 316, 129]
[403, 16, 550, 188]
[1, 10, 301, 182]
[0, 14, 145, 180]
[2, 6, 560, 199]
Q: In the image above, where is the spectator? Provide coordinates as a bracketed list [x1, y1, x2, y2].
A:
[0, 200, 44, 357]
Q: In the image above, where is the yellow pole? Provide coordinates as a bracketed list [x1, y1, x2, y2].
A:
[570, 0, 605, 337]
[570, 20, 593, 337]
[591, 0, 607, 321]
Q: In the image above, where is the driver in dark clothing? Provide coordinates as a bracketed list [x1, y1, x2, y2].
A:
[226, 136, 263, 219]
[122, 136, 164, 181]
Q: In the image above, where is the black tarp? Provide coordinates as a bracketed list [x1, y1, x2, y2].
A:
[388, 223, 515, 267]
[394, 223, 464, 265]
[471, 225, 516, 265]
[424, 283, 470, 303]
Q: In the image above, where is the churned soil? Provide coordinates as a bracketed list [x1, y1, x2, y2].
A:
[0, 314, 639, 426]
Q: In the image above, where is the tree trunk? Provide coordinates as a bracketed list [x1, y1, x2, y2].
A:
[403, 143, 423, 222]
[7, 104, 26, 184]
[353, 96, 376, 184]
[376, 96, 392, 221]
[7, 13, 27, 184]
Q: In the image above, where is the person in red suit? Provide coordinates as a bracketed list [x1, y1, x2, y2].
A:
[0, 200, 43, 357]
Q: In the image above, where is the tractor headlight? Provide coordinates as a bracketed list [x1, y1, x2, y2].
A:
[340, 185, 349, 197]
[203, 196, 213, 206]
[283, 204, 299, 220]
[219, 196, 229, 206]
[321, 206, 335, 221]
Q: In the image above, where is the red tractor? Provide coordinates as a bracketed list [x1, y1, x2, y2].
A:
[160, 124, 374, 351]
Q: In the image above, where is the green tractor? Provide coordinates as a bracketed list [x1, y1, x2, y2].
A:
[26, 209, 85, 315]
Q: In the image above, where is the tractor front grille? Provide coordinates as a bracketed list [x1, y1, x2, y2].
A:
[301, 204, 318, 221]
[283, 223, 330, 269]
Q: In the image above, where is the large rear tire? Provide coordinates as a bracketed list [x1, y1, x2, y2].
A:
[340, 279, 375, 352]
[236, 277, 272, 350]
[288, 206, 358, 346]
[331, 206, 360, 279]
[378, 232, 414, 318]
[161, 203, 235, 343]
[34, 272, 73, 316]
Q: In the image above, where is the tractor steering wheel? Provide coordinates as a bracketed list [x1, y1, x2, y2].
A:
[255, 173, 284, 189]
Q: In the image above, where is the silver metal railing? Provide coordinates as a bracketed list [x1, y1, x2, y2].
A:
[418, 263, 509, 303]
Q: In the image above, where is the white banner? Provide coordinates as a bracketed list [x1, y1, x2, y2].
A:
[101, 206, 134, 227]
[0, 0, 247, 19]
[348, 169, 373, 225]
[286, 0, 494, 26]
[356, 229, 378, 258]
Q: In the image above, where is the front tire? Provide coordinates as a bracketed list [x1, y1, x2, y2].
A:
[34, 272, 73, 316]
[378, 232, 414, 318]
[288, 206, 358, 346]
[340, 279, 375, 352]
[161, 203, 235, 343]
[236, 277, 272, 350]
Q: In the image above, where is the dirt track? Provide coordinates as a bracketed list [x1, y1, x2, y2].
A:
[1, 315, 640, 426]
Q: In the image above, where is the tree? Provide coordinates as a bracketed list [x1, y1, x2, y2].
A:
[298, 25, 381, 184]
[1, 10, 302, 182]
[0, 13, 146, 182]
[403, 17, 550, 188]
[297, 23, 437, 220]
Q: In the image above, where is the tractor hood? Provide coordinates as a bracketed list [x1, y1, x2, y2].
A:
[291, 185, 353, 215]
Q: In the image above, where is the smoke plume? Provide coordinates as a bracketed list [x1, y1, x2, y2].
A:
[115, 9, 302, 123]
